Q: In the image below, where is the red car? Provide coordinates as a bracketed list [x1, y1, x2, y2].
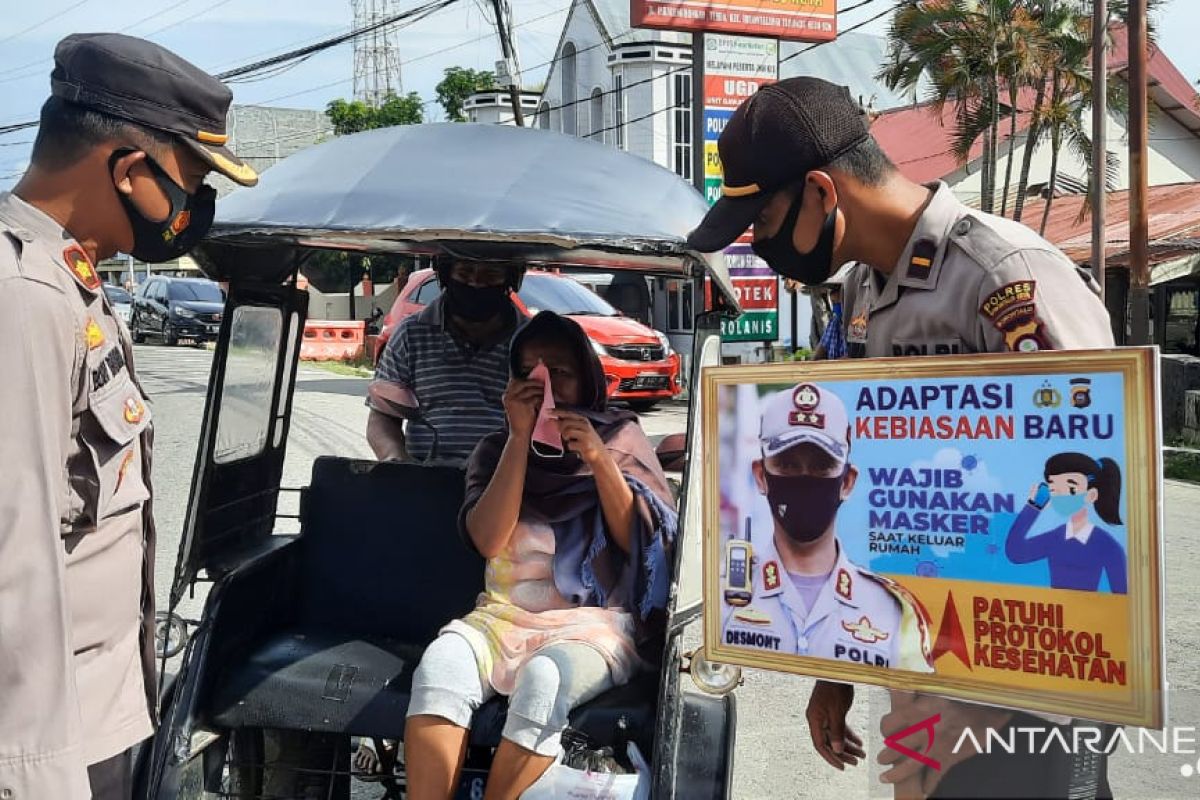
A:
[376, 269, 681, 409]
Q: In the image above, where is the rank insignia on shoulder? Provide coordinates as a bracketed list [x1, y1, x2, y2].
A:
[84, 318, 105, 350]
[763, 560, 781, 591]
[63, 244, 100, 291]
[836, 568, 853, 600]
[905, 239, 937, 281]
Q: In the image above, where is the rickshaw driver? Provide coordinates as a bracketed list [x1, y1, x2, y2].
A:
[0, 33, 257, 800]
[722, 383, 934, 675]
[367, 257, 524, 465]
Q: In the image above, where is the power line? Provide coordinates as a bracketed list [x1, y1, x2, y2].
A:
[143, 0, 240, 39]
[0, 0, 93, 48]
[780, 0, 897, 64]
[247, 3, 569, 107]
[125, 0, 192, 35]
[0, 0, 197, 82]
[0, 0, 465, 136]
[215, 0, 461, 82]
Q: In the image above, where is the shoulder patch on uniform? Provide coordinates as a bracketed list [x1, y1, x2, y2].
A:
[835, 568, 853, 600]
[979, 280, 1050, 352]
[905, 238, 937, 281]
[63, 244, 100, 292]
[864, 572, 935, 667]
[763, 561, 781, 592]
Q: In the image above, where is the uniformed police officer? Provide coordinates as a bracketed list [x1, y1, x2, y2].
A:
[0, 34, 257, 799]
[721, 383, 933, 673]
[689, 77, 1116, 797]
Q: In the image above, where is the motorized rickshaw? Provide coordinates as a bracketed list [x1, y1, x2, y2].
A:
[136, 122, 743, 799]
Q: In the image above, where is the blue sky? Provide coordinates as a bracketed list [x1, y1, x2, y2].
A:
[1, 0, 1197, 189]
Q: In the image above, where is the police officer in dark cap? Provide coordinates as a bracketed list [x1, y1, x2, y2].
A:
[688, 77, 1114, 800]
[0, 33, 256, 799]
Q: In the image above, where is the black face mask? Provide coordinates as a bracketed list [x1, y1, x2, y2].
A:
[763, 468, 847, 544]
[110, 149, 215, 263]
[444, 278, 510, 322]
[751, 192, 839, 286]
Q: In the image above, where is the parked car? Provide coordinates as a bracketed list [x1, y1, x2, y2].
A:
[103, 283, 133, 324]
[130, 275, 225, 346]
[378, 268, 682, 410]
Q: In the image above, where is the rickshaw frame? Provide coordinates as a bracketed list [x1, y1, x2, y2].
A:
[137, 123, 743, 800]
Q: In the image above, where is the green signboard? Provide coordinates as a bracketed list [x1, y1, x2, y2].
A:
[721, 310, 778, 342]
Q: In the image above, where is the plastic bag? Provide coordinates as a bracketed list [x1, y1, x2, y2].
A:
[520, 740, 650, 800]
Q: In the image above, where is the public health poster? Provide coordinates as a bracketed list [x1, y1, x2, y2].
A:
[701, 349, 1163, 727]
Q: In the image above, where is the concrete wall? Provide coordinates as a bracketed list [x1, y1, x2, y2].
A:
[1160, 354, 1200, 438]
[305, 282, 398, 321]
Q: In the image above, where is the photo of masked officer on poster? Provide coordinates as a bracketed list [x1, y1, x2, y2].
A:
[721, 382, 934, 673]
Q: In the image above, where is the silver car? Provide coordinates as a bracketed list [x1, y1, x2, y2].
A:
[103, 283, 133, 324]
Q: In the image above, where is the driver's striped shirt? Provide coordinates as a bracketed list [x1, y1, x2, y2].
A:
[371, 294, 515, 465]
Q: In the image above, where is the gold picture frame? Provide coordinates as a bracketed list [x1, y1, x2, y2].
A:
[701, 348, 1163, 728]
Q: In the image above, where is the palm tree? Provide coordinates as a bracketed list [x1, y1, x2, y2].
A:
[880, 1, 1033, 213]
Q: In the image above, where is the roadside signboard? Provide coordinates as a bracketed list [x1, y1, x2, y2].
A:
[701, 35, 780, 344]
[631, 0, 837, 42]
[703, 350, 1165, 727]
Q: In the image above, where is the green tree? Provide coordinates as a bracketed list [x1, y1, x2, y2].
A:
[325, 92, 424, 135]
[435, 66, 496, 122]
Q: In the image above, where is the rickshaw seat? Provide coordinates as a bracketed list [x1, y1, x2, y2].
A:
[206, 456, 660, 751]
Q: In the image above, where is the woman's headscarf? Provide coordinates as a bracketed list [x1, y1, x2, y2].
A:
[461, 310, 678, 627]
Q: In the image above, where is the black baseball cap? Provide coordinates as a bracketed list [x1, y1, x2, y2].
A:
[687, 77, 869, 253]
[50, 33, 258, 186]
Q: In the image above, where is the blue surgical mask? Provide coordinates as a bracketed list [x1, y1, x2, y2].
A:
[1049, 493, 1088, 518]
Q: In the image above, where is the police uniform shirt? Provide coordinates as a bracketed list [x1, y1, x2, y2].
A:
[0, 192, 156, 795]
[841, 182, 1115, 358]
[721, 534, 933, 673]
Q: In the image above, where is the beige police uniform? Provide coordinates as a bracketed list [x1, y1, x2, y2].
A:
[0, 192, 156, 797]
[841, 182, 1115, 357]
[721, 536, 934, 673]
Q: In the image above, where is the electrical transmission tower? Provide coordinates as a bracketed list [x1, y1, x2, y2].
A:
[351, 0, 403, 107]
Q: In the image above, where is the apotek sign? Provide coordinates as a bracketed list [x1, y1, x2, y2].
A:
[700, 35, 780, 344]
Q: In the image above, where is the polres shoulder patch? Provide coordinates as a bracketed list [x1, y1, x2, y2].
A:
[979, 280, 1050, 352]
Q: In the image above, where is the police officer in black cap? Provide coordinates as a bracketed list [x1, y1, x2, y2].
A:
[0, 33, 256, 799]
[687, 76, 1115, 800]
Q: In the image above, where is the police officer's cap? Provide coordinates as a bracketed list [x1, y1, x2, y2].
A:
[687, 77, 869, 253]
[50, 33, 258, 187]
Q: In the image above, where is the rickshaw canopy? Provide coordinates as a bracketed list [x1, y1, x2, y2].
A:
[196, 122, 737, 308]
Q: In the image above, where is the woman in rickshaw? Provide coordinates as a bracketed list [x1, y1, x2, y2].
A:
[403, 310, 679, 800]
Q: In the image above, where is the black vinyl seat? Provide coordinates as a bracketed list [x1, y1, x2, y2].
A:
[206, 457, 659, 752]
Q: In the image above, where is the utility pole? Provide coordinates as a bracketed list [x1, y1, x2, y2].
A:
[1091, 0, 1107, 304]
[1128, 0, 1150, 345]
[490, 0, 524, 125]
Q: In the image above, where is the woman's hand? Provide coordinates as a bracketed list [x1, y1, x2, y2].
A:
[552, 409, 607, 466]
[503, 377, 544, 441]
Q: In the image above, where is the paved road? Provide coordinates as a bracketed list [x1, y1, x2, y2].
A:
[138, 344, 1198, 799]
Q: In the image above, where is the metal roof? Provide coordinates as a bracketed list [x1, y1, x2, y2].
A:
[1023, 182, 1200, 268]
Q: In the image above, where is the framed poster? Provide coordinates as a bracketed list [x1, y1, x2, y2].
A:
[702, 349, 1163, 727]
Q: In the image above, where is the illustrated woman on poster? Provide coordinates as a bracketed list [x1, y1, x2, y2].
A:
[1005, 452, 1127, 593]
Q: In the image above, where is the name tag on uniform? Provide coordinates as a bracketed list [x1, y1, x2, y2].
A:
[891, 339, 965, 357]
[91, 345, 127, 392]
